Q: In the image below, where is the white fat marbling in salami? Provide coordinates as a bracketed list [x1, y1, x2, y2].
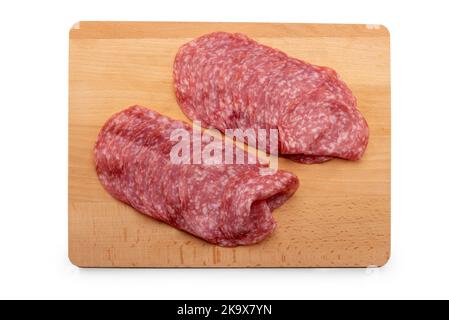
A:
[173, 32, 369, 163]
[94, 106, 299, 247]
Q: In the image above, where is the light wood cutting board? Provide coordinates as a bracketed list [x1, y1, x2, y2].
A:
[69, 22, 390, 267]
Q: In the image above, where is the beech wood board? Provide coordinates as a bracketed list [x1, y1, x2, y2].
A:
[69, 22, 391, 267]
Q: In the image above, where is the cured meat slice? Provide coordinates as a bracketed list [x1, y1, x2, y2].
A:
[94, 106, 299, 247]
[173, 32, 369, 163]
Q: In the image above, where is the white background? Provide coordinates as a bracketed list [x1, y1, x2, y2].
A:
[0, 0, 448, 300]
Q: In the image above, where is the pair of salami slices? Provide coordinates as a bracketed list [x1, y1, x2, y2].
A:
[94, 32, 369, 247]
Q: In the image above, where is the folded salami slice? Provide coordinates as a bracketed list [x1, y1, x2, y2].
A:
[94, 106, 299, 247]
[173, 32, 369, 163]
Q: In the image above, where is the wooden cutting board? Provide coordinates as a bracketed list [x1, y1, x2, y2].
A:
[69, 22, 390, 267]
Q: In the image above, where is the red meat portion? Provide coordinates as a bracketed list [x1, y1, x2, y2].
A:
[94, 106, 299, 247]
[173, 32, 369, 163]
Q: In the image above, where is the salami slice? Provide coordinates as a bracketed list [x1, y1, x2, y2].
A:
[94, 106, 299, 247]
[173, 32, 369, 163]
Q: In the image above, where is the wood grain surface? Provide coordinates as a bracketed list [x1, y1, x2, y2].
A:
[69, 22, 390, 267]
